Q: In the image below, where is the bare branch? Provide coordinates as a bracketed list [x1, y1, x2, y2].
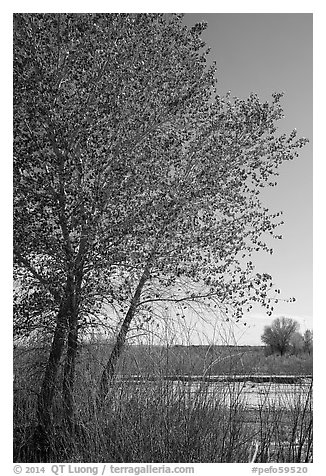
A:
[138, 291, 222, 308]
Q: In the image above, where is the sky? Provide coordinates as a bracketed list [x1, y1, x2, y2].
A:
[183, 13, 313, 344]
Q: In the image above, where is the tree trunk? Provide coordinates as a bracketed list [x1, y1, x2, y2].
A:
[33, 299, 70, 460]
[62, 316, 78, 429]
[62, 255, 85, 429]
[98, 265, 150, 403]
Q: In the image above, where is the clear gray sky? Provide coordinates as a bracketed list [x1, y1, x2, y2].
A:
[184, 13, 313, 344]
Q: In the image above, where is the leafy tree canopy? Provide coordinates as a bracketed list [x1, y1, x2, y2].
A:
[14, 13, 308, 339]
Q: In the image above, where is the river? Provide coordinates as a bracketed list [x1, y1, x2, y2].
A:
[116, 375, 313, 409]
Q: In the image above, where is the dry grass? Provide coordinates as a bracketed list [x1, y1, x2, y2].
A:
[13, 342, 313, 463]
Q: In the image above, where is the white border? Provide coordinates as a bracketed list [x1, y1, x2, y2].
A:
[2, 3, 324, 474]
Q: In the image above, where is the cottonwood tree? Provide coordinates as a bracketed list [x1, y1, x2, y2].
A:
[14, 12, 219, 439]
[303, 329, 313, 354]
[14, 12, 308, 442]
[261, 317, 300, 356]
[97, 89, 308, 399]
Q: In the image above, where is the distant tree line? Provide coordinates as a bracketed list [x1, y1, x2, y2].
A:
[261, 317, 313, 356]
